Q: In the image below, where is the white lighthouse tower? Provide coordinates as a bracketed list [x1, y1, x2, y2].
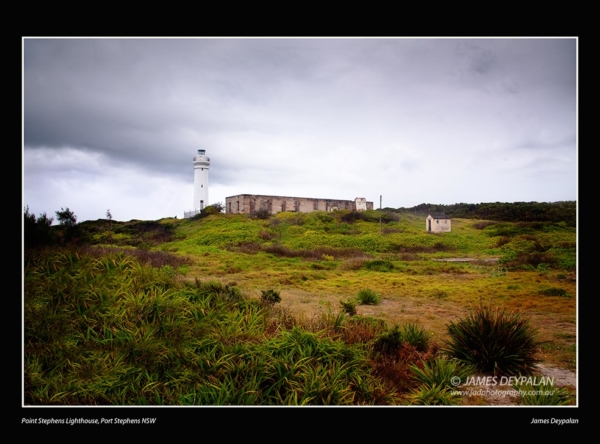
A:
[193, 149, 210, 211]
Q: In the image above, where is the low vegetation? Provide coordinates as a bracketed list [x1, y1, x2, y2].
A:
[443, 305, 542, 376]
[513, 381, 575, 406]
[356, 288, 382, 305]
[23, 202, 576, 405]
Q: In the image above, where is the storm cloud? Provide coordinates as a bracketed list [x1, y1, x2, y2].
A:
[23, 37, 577, 222]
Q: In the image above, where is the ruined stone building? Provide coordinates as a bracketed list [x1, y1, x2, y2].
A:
[225, 194, 373, 215]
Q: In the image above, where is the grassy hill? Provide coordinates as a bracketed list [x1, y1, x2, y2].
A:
[24, 208, 576, 405]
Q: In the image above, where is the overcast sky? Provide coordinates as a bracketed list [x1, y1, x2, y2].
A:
[23, 37, 577, 223]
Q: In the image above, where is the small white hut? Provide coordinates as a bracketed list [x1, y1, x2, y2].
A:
[426, 213, 451, 233]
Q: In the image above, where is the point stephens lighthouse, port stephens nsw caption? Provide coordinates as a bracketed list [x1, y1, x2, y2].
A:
[193, 149, 210, 211]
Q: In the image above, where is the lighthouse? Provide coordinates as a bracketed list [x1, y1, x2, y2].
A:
[193, 149, 210, 211]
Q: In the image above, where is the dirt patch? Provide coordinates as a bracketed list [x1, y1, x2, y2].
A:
[458, 364, 576, 406]
[536, 364, 576, 388]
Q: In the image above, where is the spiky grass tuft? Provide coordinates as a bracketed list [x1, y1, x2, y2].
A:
[409, 356, 475, 389]
[356, 288, 382, 305]
[443, 305, 542, 376]
[404, 383, 460, 405]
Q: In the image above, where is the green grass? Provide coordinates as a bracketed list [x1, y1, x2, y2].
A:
[24, 210, 576, 405]
[24, 248, 401, 405]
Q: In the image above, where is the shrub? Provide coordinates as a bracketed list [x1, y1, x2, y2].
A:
[400, 323, 431, 352]
[373, 323, 431, 354]
[514, 382, 575, 406]
[341, 316, 387, 344]
[261, 289, 281, 305]
[250, 208, 271, 220]
[356, 288, 382, 305]
[473, 221, 497, 230]
[500, 251, 559, 270]
[24, 206, 55, 247]
[341, 211, 368, 223]
[495, 236, 511, 247]
[382, 211, 400, 223]
[339, 298, 358, 316]
[409, 357, 475, 389]
[312, 212, 334, 223]
[443, 305, 541, 376]
[373, 325, 404, 354]
[539, 287, 571, 297]
[404, 383, 460, 405]
[364, 260, 394, 272]
[193, 280, 244, 305]
[55, 207, 77, 227]
[340, 258, 367, 271]
[201, 204, 222, 216]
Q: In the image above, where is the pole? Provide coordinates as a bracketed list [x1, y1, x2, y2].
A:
[380, 195, 382, 236]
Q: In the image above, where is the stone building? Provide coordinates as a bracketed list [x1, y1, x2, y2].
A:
[225, 194, 373, 215]
[426, 213, 451, 232]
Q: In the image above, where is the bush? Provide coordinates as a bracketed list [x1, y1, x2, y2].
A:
[373, 325, 403, 354]
[400, 323, 430, 352]
[190, 203, 224, 221]
[261, 289, 281, 305]
[24, 206, 55, 248]
[340, 211, 368, 223]
[473, 221, 497, 230]
[339, 298, 358, 316]
[250, 208, 271, 220]
[364, 259, 394, 272]
[539, 287, 571, 297]
[201, 204, 222, 215]
[409, 357, 475, 389]
[55, 207, 77, 227]
[514, 382, 574, 406]
[443, 305, 541, 376]
[373, 323, 431, 354]
[404, 383, 460, 405]
[500, 251, 559, 270]
[356, 288, 382, 305]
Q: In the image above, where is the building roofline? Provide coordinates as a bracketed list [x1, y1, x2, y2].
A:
[428, 213, 451, 219]
[225, 194, 373, 204]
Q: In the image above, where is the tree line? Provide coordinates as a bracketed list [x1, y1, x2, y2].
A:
[388, 201, 576, 226]
[24, 206, 79, 248]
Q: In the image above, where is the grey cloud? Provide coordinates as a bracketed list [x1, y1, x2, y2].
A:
[23, 37, 577, 222]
